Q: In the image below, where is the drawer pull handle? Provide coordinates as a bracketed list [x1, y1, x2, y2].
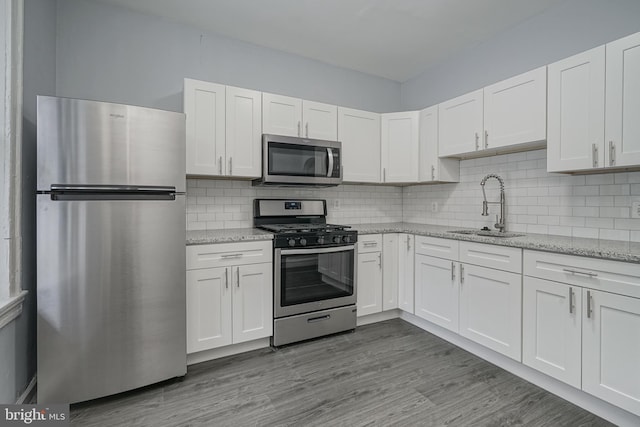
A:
[562, 268, 597, 278]
[221, 253, 244, 259]
[363, 242, 378, 247]
[307, 314, 330, 323]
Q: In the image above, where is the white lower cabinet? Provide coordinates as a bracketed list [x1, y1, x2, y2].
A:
[582, 289, 640, 416]
[186, 266, 232, 352]
[522, 276, 582, 388]
[232, 263, 273, 343]
[356, 251, 383, 316]
[186, 241, 273, 354]
[415, 254, 459, 332]
[459, 263, 522, 361]
[382, 234, 399, 311]
[398, 234, 415, 313]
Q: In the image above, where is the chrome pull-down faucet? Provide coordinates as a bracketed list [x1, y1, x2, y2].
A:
[480, 174, 506, 232]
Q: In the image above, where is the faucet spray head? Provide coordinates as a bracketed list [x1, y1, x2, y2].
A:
[482, 200, 489, 216]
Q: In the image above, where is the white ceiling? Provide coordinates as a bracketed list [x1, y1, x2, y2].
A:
[94, 0, 565, 82]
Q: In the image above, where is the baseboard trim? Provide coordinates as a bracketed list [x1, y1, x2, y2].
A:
[400, 312, 640, 427]
[187, 338, 271, 366]
[15, 375, 36, 404]
[356, 309, 400, 326]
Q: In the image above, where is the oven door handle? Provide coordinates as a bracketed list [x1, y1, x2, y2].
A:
[279, 245, 355, 255]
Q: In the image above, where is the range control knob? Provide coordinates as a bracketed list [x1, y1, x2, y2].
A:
[333, 236, 342, 244]
[299, 238, 307, 246]
[317, 237, 325, 245]
[343, 235, 351, 243]
[288, 239, 296, 247]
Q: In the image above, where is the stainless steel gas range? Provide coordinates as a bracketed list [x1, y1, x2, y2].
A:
[254, 199, 358, 346]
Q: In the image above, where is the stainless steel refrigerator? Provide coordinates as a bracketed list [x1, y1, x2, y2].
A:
[36, 96, 187, 404]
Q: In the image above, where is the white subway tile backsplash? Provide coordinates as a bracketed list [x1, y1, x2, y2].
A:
[186, 149, 639, 242]
[403, 149, 638, 241]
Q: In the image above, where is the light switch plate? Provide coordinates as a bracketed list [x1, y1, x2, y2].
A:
[632, 201, 640, 219]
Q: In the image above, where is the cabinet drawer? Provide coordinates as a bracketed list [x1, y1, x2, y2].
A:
[357, 234, 383, 253]
[414, 236, 459, 260]
[187, 240, 273, 270]
[459, 241, 522, 274]
[524, 250, 640, 299]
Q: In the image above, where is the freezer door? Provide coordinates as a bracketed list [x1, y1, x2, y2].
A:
[37, 195, 186, 404]
[37, 96, 186, 192]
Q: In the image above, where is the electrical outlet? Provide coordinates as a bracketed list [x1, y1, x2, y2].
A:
[333, 199, 341, 210]
[632, 201, 640, 219]
[431, 201, 438, 213]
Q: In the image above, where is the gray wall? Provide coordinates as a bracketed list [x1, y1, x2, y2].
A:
[55, 0, 401, 113]
[401, 0, 640, 110]
[0, 0, 57, 404]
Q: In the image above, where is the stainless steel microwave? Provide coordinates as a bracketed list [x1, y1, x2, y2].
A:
[254, 134, 342, 187]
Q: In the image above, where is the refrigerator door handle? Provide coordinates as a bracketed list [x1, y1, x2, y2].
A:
[49, 184, 177, 193]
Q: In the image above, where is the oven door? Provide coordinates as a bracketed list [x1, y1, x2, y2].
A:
[274, 245, 356, 318]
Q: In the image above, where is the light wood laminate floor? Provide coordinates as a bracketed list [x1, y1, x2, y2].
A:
[71, 319, 612, 426]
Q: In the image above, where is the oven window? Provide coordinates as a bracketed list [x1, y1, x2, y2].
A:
[280, 249, 354, 306]
[268, 142, 328, 177]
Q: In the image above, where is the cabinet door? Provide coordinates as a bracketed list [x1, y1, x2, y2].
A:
[232, 263, 273, 344]
[338, 107, 381, 183]
[381, 111, 419, 183]
[459, 264, 522, 361]
[484, 67, 547, 150]
[262, 93, 302, 137]
[606, 32, 640, 168]
[414, 255, 459, 333]
[303, 100, 337, 140]
[547, 46, 605, 172]
[419, 106, 439, 182]
[357, 251, 383, 316]
[382, 234, 399, 311]
[583, 289, 640, 416]
[522, 277, 581, 388]
[398, 234, 415, 314]
[225, 86, 262, 178]
[184, 79, 226, 176]
[186, 267, 232, 353]
[438, 89, 483, 157]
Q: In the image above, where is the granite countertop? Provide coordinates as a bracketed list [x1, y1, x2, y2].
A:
[186, 228, 273, 245]
[350, 222, 640, 263]
[185, 223, 640, 263]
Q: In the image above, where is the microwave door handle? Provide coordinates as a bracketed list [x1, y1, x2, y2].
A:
[327, 147, 334, 177]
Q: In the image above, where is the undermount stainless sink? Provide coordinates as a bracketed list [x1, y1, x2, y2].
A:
[447, 229, 525, 238]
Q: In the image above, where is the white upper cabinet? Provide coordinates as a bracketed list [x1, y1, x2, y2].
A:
[262, 93, 337, 140]
[438, 89, 484, 157]
[606, 32, 640, 168]
[418, 105, 459, 183]
[262, 93, 303, 137]
[338, 107, 381, 183]
[381, 111, 419, 183]
[184, 79, 261, 178]
[225, 86, 262, 177]
[547, 46, 606, 172]
[184, 79, 226, 176]
[439, 68, 547, 159]
[303, 100, 338, 140]
[484, 67, 547, 151]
